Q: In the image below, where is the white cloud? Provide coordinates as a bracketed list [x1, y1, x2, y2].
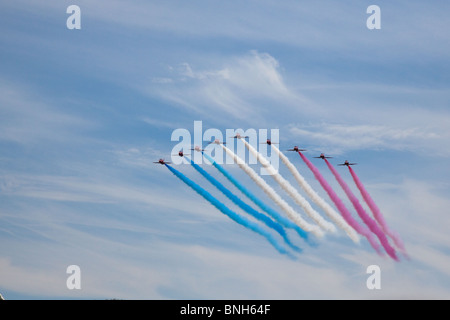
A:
[146, 47, 450, 157]
[0, 172, 225, 222]
[357, 178, 450, 286]
[2, 174, 450, 299]
[384, 179, 450, 248]
[288, 122, 445, 155]
[0, 79, 93, 145]
[0, 242, 187, 299]
[147, 51, 310, 124]
[2, 0, 450, 300]
[14, 0, 449, 62]
[408, 244, 450, 278]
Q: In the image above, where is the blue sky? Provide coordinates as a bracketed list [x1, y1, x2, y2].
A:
[1, 0, 450, 299]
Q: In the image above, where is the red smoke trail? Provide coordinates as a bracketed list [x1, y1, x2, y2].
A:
[298, 152, 384, 252]
[348, 166, 406, 254]
[324, 159, 399, 261]
[273, 145, 358, 242]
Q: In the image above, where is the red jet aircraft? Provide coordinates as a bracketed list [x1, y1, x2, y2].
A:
[260, 139, 278, 145]
[313, 153, 333, 159]
[153, 159, 171, 165]
[287, 146, 306, 152]
[338, 160, 357, 166]
[173, 151, 190, 157]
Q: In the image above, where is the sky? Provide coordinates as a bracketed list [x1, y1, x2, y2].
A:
[1, 0, 450, 300]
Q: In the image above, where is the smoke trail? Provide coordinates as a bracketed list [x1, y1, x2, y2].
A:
[165, 164, 293, 257]
[298, 152, 380, 248]
[272, 145, 359, 243]
[201, 151, 306, 249]
[241, 139, 336, 233]
[324, 159, 399, 261]
[220, 144, 323, 239]
[186, 157, 302, 253]
[348, 166, 406, 253]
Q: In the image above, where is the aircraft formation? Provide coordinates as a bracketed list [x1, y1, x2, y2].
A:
[155, 136, 407, 261]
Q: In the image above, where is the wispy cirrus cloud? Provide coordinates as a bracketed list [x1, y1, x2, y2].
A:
[0, 172, 224, 221]
[0, 79, 93, 145]
[2, 0, 450, 301]
[146, 51, 312, 124]
[15, 1, 450, 61]
[288, 122, 446, 155]
[145, 49, 450, 157]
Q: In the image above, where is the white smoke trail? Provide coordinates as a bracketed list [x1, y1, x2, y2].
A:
[271, 145, 360, 243]
[240, 139, 336, 233]
[221, 144, 324, 238]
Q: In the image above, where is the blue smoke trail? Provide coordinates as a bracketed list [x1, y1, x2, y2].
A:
[186, 157, 301, 253]
[202, 152, 310, 243]
[165, 164, 294, 258]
